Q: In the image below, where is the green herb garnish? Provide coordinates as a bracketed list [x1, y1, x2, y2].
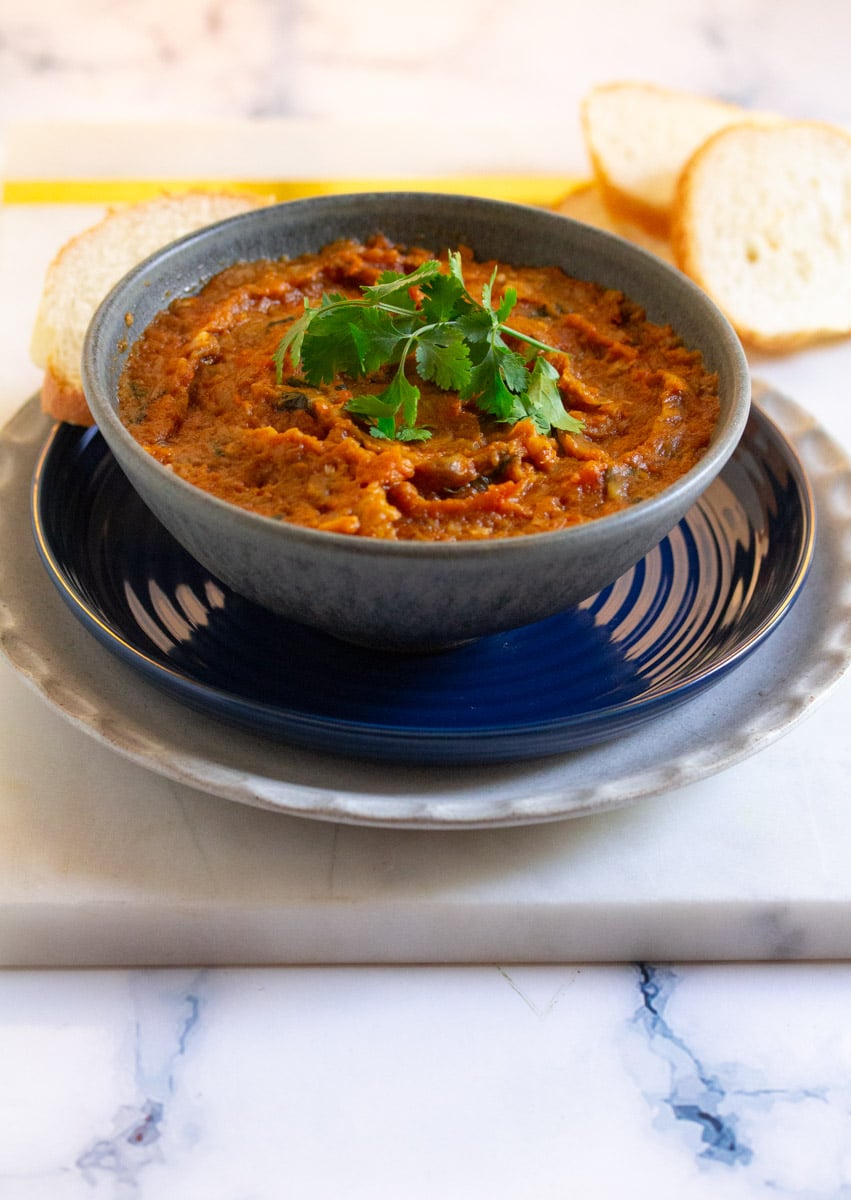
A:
[273, 252, 583, 442]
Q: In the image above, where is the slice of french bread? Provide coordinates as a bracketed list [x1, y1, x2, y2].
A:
[555, 180, 674, 263]
[581, 82, 749, 235]
[672, 120, 851, 351]
[31, 190, 272, 425]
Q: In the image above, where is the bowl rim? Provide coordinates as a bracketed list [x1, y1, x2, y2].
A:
[82, 190, 751, 558]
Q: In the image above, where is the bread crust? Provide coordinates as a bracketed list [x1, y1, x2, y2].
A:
[41, 368, 94, 426]
[556, 181, 674, 262]
[590, 179, 673, 239]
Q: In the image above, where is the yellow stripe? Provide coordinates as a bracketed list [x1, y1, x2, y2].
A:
[2, 175, 585, 208]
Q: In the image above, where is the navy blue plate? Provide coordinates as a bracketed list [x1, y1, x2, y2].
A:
[31, 405, 814, 764]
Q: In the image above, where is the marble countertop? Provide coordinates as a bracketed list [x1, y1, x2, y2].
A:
[2, 1, 851, 1196]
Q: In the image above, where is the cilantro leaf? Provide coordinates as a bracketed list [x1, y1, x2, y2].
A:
[415, 325, 471, 392]
[273, 303, 314, 381]
[494, 341, 529, 394]
[480, 265, 498, 312]
[455, 308, 495, 344]
[419, 272, 468, 323]
[526, 357, 584, 433]
[464, 346, 527, 423]
[298, 307, 366, 382]
[396, 424, 432, 442]
[345, 388, 401, 422]
[448, 250, 467, 287]
[495, 285, 518, 324]
[347, 308, 408, 374]
[347, 369, 424, 439]
[360, 260, 441, 305]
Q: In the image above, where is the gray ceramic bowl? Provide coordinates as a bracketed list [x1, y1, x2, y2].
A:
[82, 193, 750, 650]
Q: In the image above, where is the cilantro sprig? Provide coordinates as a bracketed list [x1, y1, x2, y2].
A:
[273, 252, 583, 442]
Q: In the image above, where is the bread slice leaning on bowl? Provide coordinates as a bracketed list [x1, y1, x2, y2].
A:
[30, 190, 272, 425]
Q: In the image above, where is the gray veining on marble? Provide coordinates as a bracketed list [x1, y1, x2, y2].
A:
[4, 965, 851, 1198]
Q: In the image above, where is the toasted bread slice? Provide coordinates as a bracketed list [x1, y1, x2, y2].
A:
[31, 190, 272, 425]
[672, 120, 851, 350]
[581, 82, 750, 235]
[555, 180, 674, 263]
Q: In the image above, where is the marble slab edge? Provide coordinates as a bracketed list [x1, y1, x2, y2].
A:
[0, 898, 845, 968]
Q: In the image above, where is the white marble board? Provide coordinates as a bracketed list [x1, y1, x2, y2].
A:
[3, 130, 851, 970]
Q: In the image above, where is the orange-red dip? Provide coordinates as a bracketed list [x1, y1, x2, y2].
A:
[118, 236, 719, 541]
